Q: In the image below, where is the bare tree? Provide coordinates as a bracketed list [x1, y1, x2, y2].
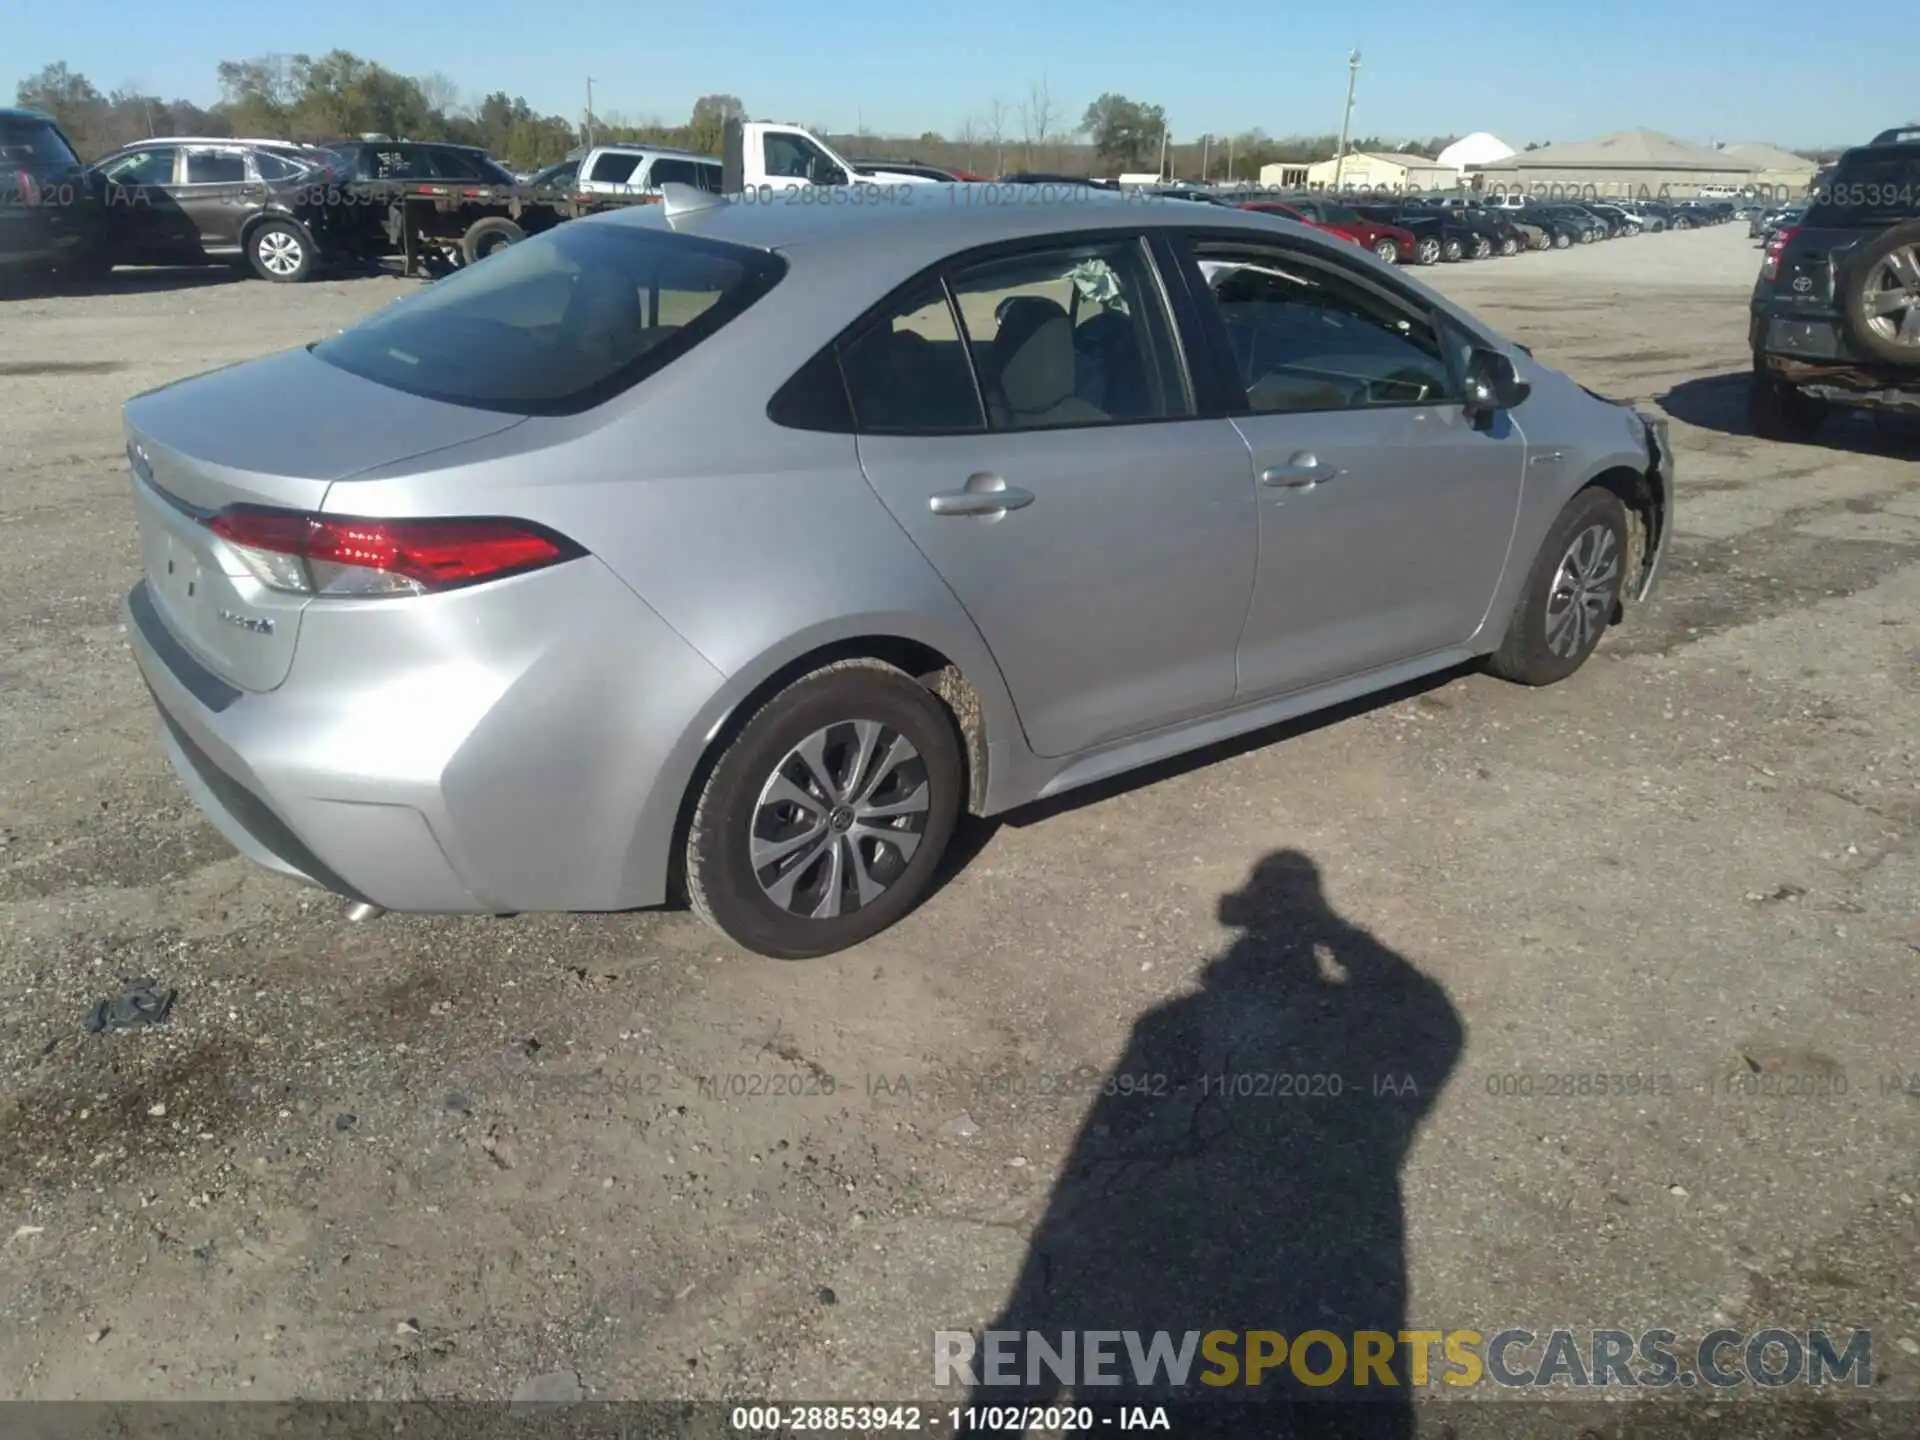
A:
[417, 70, 461, 119]
[1019, 76, 1056, 170]
[986, 97, 1009, 177]
[954, 114, 980, 175]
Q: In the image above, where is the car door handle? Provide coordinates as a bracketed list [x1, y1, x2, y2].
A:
[929, 476, 1034, 517]
[1259, 453, 1345, 490]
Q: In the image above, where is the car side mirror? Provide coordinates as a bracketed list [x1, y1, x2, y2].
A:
[808, 157, 847, 186]
[1463, 347, 1530, 421]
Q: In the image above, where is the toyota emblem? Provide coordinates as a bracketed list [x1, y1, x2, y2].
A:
[1791, 275, 1813, 292]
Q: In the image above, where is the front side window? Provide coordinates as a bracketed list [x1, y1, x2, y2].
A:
[945, 239, 1188, 430]
[1192, 244, 1453, 414]
[763, 133, 838, 182]
[99, 147, 176, 187]
[313, 223, 784, 414]
[182, 150, 247, 184]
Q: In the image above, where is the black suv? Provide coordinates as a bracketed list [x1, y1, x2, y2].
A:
[90, 137, 337, 281]
[1749, 135, 1920, 437]
[322, 140, 519, 185]
[0, 107, 105, 285]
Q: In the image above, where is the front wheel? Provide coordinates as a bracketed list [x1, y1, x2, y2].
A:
[1442, 236, 1464, 262]
[461, 216, 525, 266]
[1553, 231, 1571, 249]
[1414, 236, 1442, 265]
[1470, 235, 1493, 260]
[247, 220, 313, 282]
[684, 660, 963, 958]
[1486, 488, 1630, 686]
[1499, 236, 1519, 257]
[1373, 238, 1399, 264]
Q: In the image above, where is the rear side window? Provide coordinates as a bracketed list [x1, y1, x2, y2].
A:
[839, 278, 984, 432]
[1806, 152, 1920, 226]
[0, 117, 79, 168]
[183, 151, 247, 184]
[648, 158, 721, 191]
[252, 151, 309, 182]
[588, 152, 644, 184]
[313, 223, 785, 415]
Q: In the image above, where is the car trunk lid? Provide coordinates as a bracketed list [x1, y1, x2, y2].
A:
[124, 346, 525, 693]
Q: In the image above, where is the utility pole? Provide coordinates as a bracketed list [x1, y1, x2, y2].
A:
[1200, 133, 1211, 182]
[1331, 48, 1360, 191]
[585, 77, 596, 147]
[1227, 134, 1235, 183]
[1158, 125, 1169, 181]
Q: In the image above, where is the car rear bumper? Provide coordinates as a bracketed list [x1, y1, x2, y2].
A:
[124, 555, 728, 914]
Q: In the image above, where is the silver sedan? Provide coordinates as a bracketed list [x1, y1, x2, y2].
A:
[122, 184, 1673, 957]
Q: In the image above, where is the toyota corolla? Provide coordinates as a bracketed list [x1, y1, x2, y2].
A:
[122, 185, 1672, 958]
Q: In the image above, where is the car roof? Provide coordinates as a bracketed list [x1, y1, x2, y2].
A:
[0, 106, 59, 123]
[601, 183, 1393, 276]
[110, 136, 320, 149]
[590, 143, 710, 158]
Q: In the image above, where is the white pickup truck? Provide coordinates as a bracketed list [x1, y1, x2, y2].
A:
[730, 121, 945, 190]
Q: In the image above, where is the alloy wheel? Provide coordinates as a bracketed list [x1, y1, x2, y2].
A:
[1859, 243, 1920, 351]
[256, 231, 303, 277]
[749, 719, 931, 919]
[1544, 524, 1621, 659]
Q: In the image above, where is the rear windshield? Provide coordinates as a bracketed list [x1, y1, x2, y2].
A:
[0, 116, 79, 168]
[1805, 152, 1920, 227]
[313, 221, 784, 415]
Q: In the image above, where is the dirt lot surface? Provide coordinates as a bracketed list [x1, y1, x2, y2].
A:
[2, 225, 1918, 1434]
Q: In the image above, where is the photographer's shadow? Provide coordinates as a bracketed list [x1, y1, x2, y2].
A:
[972, 850, 1463, 1438]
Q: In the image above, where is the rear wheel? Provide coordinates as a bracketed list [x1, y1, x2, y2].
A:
[1552, 230, 1571, 249]
[460, 216, 525, 266]
[1486, 488, 1630, 686]
[684, 660, 963, 958]
[1470, 235, 1493, 260]
[1442, 236, 1464, 262]
[247, 220, 312, 282]
[1373, 237, 1399, 264]
[1499, 235, 1519, 257]
[1414, 236, 1442, 265]
[1748, 361, 1829, 440]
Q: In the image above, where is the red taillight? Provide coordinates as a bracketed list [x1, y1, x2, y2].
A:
[1761, 224, 1799, 282]
[206, 509, 580, 597]
[14, 169, 40, 206]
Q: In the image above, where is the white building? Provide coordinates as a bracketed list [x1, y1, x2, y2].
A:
[1436, 132, 1516, 178]
[1304, 150, 1456, 193]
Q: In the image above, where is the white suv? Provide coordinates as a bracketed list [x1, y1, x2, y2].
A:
[573, 145, 722, 197]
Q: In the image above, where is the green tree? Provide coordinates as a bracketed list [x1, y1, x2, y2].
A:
[685, 93, 745, 157]
[15, 62, 108, 141]
[1080, 92, 1165, 171]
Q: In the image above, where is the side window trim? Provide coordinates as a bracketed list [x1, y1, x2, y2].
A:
[1166, 229, 1461, 417]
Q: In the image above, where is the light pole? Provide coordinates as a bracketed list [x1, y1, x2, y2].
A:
[1331, 49, 1360, 192]
[585, 77, 597, 147]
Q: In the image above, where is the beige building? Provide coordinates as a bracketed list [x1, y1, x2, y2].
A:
[1256, 161, 1311, 189]
[1303, 150, 1457, 193]
[1473, 129, 1758, 197]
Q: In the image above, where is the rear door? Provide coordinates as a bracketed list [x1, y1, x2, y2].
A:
[1171, 231, 1525, 699]
[176, 146, 254, 252]
[850, 234, 1259, 759]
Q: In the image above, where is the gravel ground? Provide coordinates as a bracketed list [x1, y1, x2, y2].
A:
[1, 224, 1917, 1435]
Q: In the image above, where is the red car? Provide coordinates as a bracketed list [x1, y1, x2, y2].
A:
[1241, 199, 1417, 265]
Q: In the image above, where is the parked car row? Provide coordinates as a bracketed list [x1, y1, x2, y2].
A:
[1102, 185, 1720, 268]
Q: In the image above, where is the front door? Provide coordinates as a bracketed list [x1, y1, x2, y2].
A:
[850, 235, 1259, 759]
[95, 145, 187, 261]
[1174, 235, 1526, 700]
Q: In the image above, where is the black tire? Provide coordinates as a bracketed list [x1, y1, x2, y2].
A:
[1673, 216, 1691, 231]
[1414, 236, 1442, 265]
[1838, 219, 1920, 368]
[1748, 363, 1829, 440]
[246, 219, 313, 282]
[460, 216, 525, 266]
[1442, 236, 1464, 262]
[1373, 238, 1399, 264]
[1578, 228, 1596, 245]
[684, 659, 963, 959]
[1471, 235, 1493, 260]
[1500, 236, 1519, 257]
[1552, 230, 1571, 250]
[1486, 487, 1630, 687]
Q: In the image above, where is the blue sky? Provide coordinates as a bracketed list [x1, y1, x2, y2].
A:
[9, 0, 1910, 149]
